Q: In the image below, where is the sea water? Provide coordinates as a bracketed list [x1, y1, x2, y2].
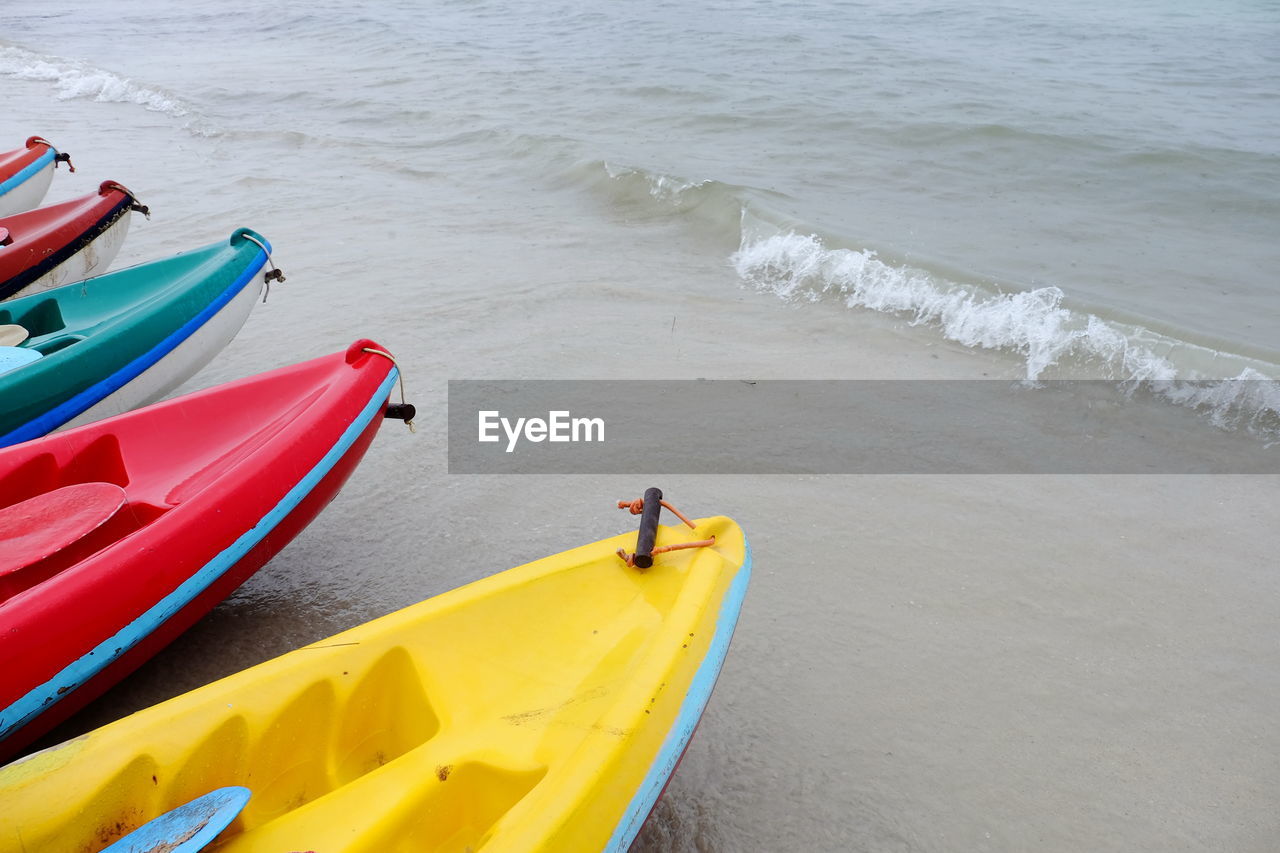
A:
[5, 0, 1278, 380]
[4, 1, 1280, 850]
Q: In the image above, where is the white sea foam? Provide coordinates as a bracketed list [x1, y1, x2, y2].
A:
[0, 44, 191, 118]
[732, 230, 1280, 437]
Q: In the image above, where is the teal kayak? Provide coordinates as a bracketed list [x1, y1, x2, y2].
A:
[0, 228, 273, 447]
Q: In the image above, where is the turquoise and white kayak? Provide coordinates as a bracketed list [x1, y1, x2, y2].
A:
[0, 228, 276, 447]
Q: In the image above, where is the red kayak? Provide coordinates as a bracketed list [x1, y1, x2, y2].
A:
[0, 137, 74, 218]
[0, 340, 415, 761]
[0, 181, 149, 301]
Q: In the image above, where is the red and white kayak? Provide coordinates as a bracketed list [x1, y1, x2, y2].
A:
[0, 181, 149, 301]
[0, 340, 414, 762]
[0, 137, 74, 218]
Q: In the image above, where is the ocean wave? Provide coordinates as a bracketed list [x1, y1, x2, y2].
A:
[0, 43, 193, 119]
[568, 161, 760, 244]
[731, 230, 1280, 437]
[728, 229, 1280, 384]
[568, 162, 1280, 436]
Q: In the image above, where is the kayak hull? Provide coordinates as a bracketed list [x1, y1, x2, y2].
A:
[0, 161, 54, 219]
[18, 210, 131, 298]
[0, 182, 139, 301]
[0, 342, 400, 762]
[0, 516, 750, 852]
[59, 254, 261, 431]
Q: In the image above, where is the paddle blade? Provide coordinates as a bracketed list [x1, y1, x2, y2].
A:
[101, 786, 251, 853]
[0, 325, 30, 347]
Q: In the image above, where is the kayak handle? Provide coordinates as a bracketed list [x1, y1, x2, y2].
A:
[616, 489, 715, 569]
[385, 402, 416, 422]
[631, 487, 664, 568]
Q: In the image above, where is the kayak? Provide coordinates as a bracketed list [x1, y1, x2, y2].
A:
[0, 227, 275, 447]
[0, 137, 74, 218]
[0, 181, 150, 301]
[0, 510, 750, 852]
[0, 340, 409, 762]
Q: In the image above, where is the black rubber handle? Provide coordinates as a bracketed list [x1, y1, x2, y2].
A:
[633, 486, 664, 569]
[385, 402, 416, 422]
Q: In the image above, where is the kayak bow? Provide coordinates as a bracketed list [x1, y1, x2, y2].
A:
[0, 180, 148, 301]
[0, 137, 73, 218]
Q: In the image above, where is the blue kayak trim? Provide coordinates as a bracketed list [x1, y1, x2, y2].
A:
[604, 536, 753, 852]
[0, 367, 399, 744]
[0, 236, 271, 447]
[0, 148, 55, 199]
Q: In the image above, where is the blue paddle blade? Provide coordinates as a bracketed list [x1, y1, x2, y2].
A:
[0, 345, 40, 378]
[101, 786, 251, 853]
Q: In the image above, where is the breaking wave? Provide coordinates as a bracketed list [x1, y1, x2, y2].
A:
[734, 231, 1280, 438]
[582, 161, 1280, 438]
[0, 43, 193, 119]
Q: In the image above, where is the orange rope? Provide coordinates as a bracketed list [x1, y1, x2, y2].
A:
[616, 538, 717, 568]
[615, 494, 714, 567]
[617, 497, 696, 529]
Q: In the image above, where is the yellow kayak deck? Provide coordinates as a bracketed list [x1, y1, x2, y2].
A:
[0, 515, 750, 852]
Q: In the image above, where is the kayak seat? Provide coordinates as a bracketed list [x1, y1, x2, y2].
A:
[0, 299, 65, 345]
[239, 730, 546, 845]
[0, 482, 132, 601]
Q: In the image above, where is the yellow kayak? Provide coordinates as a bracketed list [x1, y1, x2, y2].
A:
[0, 514, 750, 852]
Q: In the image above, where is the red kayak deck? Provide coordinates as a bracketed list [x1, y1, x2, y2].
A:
[0, 181, 142, 300]
[0, 340, 403, 760]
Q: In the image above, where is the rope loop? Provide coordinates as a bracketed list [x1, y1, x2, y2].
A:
[26, 138, 75, 172]
[237, 232, 285, 302]
[361, 347, 415, 433]
[617, 497, 697, 529]
[100, 181, 150, 219]
[614, 495, 714, 567]
[616, 537, 717, 568]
